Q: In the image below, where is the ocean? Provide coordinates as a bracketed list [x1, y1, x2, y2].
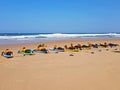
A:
[0, 33, 120, 45]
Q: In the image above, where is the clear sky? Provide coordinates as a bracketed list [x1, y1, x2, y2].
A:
[0, 0, 120, 33]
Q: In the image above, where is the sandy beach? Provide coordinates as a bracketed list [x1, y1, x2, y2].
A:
[0, 39, 120, 90]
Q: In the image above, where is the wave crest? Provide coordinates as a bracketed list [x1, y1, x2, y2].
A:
[0, 33, 120, 40]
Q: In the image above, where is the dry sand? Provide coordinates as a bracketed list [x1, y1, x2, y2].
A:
[0, 39, 120, 90]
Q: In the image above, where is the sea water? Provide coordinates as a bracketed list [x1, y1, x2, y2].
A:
[0, 33, 120, 45]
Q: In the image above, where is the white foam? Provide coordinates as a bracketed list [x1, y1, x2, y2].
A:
[0, 33, 120, 40]
[39, 33, 120, 38]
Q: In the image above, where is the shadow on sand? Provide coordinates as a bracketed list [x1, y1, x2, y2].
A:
[113, 50, 120, 53]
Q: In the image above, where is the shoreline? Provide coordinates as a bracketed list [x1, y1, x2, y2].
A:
[0, 38, 120, 46]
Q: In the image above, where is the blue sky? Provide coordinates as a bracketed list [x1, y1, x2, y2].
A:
[0, 0, 120, 33]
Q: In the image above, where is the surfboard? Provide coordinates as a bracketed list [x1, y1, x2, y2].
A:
[18, 50, 34, 56]
[49, 48, 65, 52]
[33, 49, 48, 53]
[1, 52, 13, 58]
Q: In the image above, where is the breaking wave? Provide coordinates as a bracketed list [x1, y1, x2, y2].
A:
[0, 33, 120, 40]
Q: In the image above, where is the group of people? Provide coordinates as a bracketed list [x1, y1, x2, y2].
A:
[1, 44, 49, 57]
[1, 42, 119, 58]
[64, 42, 119, 50]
